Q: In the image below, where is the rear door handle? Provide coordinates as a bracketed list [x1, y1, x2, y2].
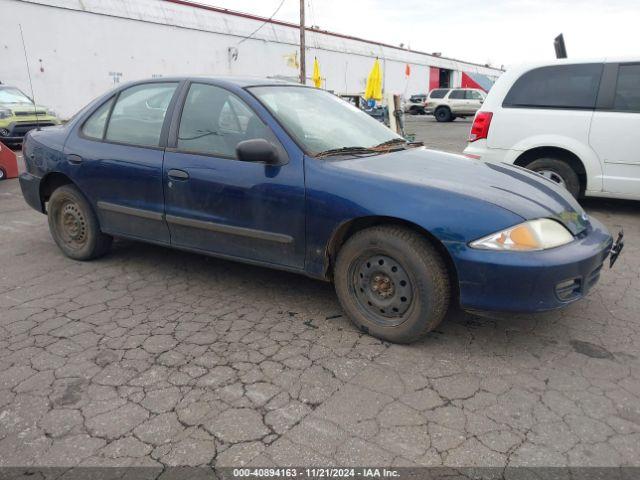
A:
[168, 169, 189, 180]
[67, 154, 83, 165]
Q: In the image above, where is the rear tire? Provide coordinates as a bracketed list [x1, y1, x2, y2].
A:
[435, 107, 452, 122]
[525, 158, 580, 198]
[0, 168, 5, 181]
[47, 185, 112, 260]
[334, 226, 450, 344]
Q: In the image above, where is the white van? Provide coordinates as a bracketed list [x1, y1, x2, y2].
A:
[463, 59, 640, 200]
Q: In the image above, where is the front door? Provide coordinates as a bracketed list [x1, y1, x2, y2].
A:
[590, 63, 640, 196]
[162, 82, 305, 269]
[64, 82, 179, 243]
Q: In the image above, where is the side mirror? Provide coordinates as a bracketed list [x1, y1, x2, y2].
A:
[236, 139, 281, 165]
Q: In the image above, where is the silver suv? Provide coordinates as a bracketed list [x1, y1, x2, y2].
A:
[425, 88, 486, 122]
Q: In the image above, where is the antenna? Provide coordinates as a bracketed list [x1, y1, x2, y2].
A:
[18, 24, 40, 130]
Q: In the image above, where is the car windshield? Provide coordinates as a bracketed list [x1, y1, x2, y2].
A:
[0, 87, 33, 104]
[249, 86, 401, 156]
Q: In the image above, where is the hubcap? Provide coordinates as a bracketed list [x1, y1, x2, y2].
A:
[352, 254, 413, 325]
[58, 201, 87, 248]
[537, 169, 566, 188]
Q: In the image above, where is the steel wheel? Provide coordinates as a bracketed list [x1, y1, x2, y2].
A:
[56, 200, 88, 251]
[350, 253, 414, 327]
[47, 184, 112, 260]
[334, 225, 450, 343]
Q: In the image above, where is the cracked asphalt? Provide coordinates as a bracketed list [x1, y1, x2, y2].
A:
[1, 118, 639, 469]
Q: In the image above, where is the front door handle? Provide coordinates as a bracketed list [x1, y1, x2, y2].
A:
[67, 154, 83, 165]
[168, 169, 189, 180]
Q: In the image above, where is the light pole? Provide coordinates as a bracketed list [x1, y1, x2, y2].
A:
[299, 0, 306, 84]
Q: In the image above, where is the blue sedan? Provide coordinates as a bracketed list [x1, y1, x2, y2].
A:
[19, 78, 617, 343]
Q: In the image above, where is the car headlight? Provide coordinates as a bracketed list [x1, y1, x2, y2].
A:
[470, 219, 574, 251]
[0, 108, 12, 119]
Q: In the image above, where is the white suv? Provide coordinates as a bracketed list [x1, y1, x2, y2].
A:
[464, 59, 640, 200]
[425, 88, 486, 122]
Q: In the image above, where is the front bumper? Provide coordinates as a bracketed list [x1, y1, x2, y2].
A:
[455, 217, 613, 312]
[0, 120, 57, 142]
[19, 172, 44, 212]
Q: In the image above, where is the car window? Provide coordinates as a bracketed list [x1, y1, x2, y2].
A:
[613, 64, 640, 112]
[429, 89, 448, 99]
[82, 97, 115, 140]
[105, 83, 178, 147]
[449, 90, 466, 99]
[177, 83, 275, 158]
[503, 64, 603, 109]
[466, 90, 484, 100]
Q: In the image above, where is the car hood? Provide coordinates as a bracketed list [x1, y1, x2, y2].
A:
[331, 147, 589, 235]
[1, 102, 50, 114]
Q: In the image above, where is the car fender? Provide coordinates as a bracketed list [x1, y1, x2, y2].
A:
[303, 158, 525, 280]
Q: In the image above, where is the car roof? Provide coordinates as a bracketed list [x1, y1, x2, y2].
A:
[115, 76, 300, 89]
[503, 57, 640, 76]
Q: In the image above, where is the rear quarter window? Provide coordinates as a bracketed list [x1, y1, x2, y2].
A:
[503, 63, 603, 109]
[614, 64, 640, 112]
[429, 89, 448, 99]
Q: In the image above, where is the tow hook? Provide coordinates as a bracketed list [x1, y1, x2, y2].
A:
[610, 229, 624, 268]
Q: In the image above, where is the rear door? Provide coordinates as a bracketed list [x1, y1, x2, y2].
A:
[447, 89, 468, 114]
[589, 62, 640, 196]
[488, 63, 603, 159]
[64, 81, 180, 243]
[162, 82, 305, 268]
[465, 89, 485, 114]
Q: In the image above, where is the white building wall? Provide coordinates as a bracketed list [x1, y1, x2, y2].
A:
[0, 0, 502, 118]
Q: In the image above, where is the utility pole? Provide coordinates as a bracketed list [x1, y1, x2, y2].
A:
[299, 0, 306, 84]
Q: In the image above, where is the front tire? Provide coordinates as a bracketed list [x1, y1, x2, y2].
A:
[525, 158, 580, 198]
[334, 226, 450, 344]
[47, 185, 112, 260]
[0, 168, 5, 181]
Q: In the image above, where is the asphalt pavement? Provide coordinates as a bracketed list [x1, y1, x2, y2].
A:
[1, 119, 638, 469]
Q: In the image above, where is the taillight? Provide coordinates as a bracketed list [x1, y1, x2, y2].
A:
[469, 112, 493, 142]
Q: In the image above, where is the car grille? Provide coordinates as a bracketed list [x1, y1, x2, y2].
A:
[11, 122, 55, 136]
[555, 278, 581, 301]
[15, 111, 47, 117]
[555, 263, 604, 302]
[585, 264, 603, 289]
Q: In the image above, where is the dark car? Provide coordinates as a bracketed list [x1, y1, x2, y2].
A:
[19, 77, 616, 343]
[404, 94, 427, 115]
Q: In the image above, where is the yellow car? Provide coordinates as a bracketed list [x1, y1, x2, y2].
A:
[0, 85, 60, 145]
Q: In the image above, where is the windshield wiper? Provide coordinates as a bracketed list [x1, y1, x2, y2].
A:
[374, 138, 408, 148]
[315, 146, 378, 158]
